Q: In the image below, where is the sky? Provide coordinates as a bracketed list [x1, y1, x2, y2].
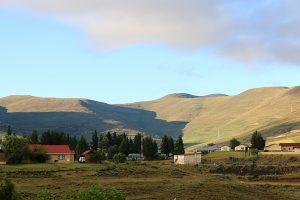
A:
[1, 0, 300, 104]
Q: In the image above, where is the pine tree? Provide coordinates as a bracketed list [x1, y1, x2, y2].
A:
[133, 134, 142, 153]
[161, 135, 170, 155]
[119, 138, 130, 156]
[77, 136, 89, 155]
[106, 132, 113, 146]
[174, 135, 185, 155]
[251, 131, 265, 150]
[142, 136, 158, 160]
[91, 130, 99, 151]
[30, 130, 39, 144]
[168, 136, 174, 156]
[7, 126, 12, 136]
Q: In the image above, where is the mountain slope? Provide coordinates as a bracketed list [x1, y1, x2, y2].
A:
[1, 86, 300, 146]
[0, 96, 186, 137]
[125, 87, 300, 146]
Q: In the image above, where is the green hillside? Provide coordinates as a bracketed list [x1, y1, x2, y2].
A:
[1, 86, 300, 145]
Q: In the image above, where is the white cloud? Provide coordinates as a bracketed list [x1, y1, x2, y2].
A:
[1, 0, 300, 65]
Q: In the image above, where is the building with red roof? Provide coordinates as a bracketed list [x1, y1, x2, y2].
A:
[279, 143, 300, 152]
[28, 144, 75, 163]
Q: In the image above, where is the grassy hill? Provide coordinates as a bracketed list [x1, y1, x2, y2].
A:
[126, 87, 300, 147]
[1, 86, 300, 145]
[0, 95, 186, 137]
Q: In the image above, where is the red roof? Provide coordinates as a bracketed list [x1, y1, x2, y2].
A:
[80, 150, 92, 156]
[28, 144, 75, 154]
[279, 143, 300, 147]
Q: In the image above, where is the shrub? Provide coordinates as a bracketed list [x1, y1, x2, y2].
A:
[88, 149, 106, 163]
[29, 147, 49, 163]
[0, 178, 20, 200]
[108, 145, 119, 159]
[3, 136, 28, 164]
[113, 153, 126, 163]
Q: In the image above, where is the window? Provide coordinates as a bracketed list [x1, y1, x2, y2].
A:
[58, 154, 65, 160]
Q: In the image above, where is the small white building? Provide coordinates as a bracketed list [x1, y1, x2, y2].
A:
[234, 144, 249, 151]
[174, 153, 201, 165]
[220, 146, 231, 151]
[264, 144, 281, 152]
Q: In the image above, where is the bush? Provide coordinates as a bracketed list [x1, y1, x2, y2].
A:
[108, 145, 119, 159]
[113, 153, 126, 163]
[88, 149, 106, 163]
[3, 136, 28, 164]
[29, 147, 49, 163]
[0, 178, 20, 200]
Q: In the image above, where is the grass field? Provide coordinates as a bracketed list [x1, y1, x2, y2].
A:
[1, 160, 300, 200]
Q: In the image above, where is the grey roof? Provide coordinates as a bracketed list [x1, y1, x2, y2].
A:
[197, 145, 220, 151]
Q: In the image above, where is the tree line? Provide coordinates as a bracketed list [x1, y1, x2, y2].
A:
[0, 126, 186, 163]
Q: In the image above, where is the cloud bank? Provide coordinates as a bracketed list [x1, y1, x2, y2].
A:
[1, 0, 300, 65]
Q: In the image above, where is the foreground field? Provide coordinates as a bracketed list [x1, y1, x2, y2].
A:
[1, 160, 300, 200]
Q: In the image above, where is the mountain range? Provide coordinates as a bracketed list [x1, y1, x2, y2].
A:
[1, 86, 300, 146]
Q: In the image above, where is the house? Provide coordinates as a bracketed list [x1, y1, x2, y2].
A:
[280, 143, 300, 152]
[197, 145, 220, 153]
[174, 153, 201, 165]
[28, 144, 75, 163]
[234, 144, 249, 151]
[127, 153, 143, 160]
[264, 144, 281, 152]
[220, 146, 231, 151]
[79, 150, 93, 163]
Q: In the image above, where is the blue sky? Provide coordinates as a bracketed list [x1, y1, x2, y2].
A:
[1, 1, 300, 104]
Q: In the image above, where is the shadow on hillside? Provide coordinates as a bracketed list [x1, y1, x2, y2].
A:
[0, 102, 188, 137]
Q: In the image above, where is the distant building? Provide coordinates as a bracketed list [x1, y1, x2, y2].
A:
[197, 145, 220, 153]
[220, 146, 231, 151]
[264, 144, 281, 152]
[28, 144, 75, 163]
[79, 150, 93, 163]
[234, 144, 249, 151]
[127, 153, 143, 160]
[280, 143, 300, 152]
[174, 153, 201, 165]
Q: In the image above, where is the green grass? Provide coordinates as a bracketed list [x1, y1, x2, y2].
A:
[1, 161, 300, 200]
[203, 151, 253, 160]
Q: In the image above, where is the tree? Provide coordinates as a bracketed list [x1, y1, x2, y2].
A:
[113, 153, 126, 163]
[88, 149, 106, 163]
[108, 145, 119, 159]
[106, 132, 113, 146]
[168, 136, 174, 156]
[3, 135, 28, 164]
[30, 130, 39, 144]
[161, 135, 170, 155]
[251, 131, 265, 150]
[133, 134, 142, 153]
[229, 138, 240, 150]
[7, 126, 12, 136]
[119, 138, 130, 156]
[91, 130, 99, 151]
[142, 136, 158, 160]
[77, 136, 89, 155]
[174, 135, 185, 155]
[99, 136, 109, 150]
